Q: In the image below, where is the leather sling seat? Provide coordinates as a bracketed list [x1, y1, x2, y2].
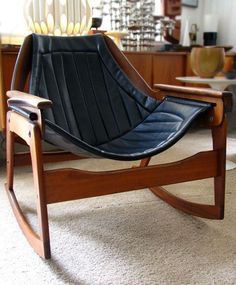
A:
[29, 34, 211, 160]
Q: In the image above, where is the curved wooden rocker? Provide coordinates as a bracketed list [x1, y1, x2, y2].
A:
[6, 34, 228, 259]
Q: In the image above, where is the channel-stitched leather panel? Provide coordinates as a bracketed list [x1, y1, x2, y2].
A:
[44, 96, 211, 160]
[30, 34, 158, 145]
[28, 34, 212, 160]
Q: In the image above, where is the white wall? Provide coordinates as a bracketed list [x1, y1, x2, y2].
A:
[181, 0, 204, 45]
[181, 0, 236, 50]
[203, 0, 236, 50]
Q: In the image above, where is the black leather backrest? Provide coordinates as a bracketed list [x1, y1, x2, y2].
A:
[29, 34, 159, 145]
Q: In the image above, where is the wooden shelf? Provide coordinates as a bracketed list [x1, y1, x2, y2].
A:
[124, 51, 187, 87]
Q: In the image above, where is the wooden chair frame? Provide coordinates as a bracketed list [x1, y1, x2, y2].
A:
[5, 35, 228, 259]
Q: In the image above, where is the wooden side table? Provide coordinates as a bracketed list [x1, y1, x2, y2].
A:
[176, 76, 236, 91]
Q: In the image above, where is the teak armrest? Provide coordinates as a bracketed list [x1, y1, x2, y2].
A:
[155, 84, 223, 98]
[154, 84, 230, 127]
[7, 90, 52, 109]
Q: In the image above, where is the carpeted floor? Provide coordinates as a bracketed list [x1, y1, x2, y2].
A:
[0, 129, 236, 285]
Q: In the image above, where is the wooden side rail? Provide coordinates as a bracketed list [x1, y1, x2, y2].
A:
[44, 150, 218, 204]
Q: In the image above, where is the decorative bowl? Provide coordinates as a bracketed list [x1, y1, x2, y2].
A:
[190, 47, 225, 78]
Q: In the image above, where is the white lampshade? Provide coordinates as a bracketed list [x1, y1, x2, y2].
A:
[204, 14, 218, 32]
[24, 0, 92, 36]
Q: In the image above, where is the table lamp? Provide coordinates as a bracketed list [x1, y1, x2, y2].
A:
[203, 14, 218, 46]
[24, 0, 92, 36]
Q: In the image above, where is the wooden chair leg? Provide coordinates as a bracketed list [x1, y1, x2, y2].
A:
[212, 117, 227, 219]
[6, 113, 14, 191]
[29, 123, 51, 258]
[141, 121, 226, 220]
[140, 157, 151, 167]
[5, 113, 51, 259]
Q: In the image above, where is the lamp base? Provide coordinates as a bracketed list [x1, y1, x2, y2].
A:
[203, 32, 217, 46]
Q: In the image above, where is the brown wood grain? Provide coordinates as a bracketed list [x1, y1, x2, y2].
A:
[44, 151, 218, 204]
[124, 52, 153, 86]
[153, 54, 186, 86]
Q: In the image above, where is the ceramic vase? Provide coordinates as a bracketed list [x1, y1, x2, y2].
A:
[190, 47, 225, 78]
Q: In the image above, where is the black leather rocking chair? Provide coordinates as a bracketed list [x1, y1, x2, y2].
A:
[6, 34, 227, 259]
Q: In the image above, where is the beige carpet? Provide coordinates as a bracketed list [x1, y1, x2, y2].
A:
[0, 129, 236, 285]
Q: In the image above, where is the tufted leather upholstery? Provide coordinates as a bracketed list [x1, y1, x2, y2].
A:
[29, 34, 212, 160]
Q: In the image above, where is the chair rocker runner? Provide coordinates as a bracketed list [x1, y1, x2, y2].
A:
[6, 34, 227, 259]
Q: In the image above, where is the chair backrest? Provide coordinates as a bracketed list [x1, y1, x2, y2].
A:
[13, 34, 159, 145]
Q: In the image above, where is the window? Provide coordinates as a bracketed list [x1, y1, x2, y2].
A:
[0, 0, 28, 44]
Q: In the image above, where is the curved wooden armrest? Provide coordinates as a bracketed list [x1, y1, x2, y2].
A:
[155, 84, 223, 98]
[154, 84, 231, 127]
[7, 90, 52, 109]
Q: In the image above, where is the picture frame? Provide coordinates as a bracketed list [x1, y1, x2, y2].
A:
[182, 0, 198, 8]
